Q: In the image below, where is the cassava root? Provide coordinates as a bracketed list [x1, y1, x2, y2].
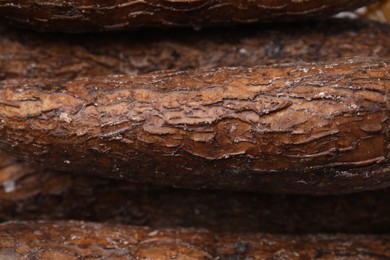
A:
[1, 18, 390, 195]
[1, 18, 389, 80]
[0, 0, 379, 32]
[0, 57, 389, 193]
[1, 156, 390, 233]
[0, 221, 389, 259]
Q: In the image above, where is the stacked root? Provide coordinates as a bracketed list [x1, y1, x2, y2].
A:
[0, 1, 389, 259]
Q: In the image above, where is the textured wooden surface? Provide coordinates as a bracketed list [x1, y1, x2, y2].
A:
[0, 0, 379, 32]
[1, 155, 390, 233]
[0, 18, 390, 195]
[0, 221, 389, 259]
[0, 18, 389, 81]
[0, 58, 389, 194]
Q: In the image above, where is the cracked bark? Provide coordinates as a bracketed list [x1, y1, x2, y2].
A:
[1, 18, 389, 196]
[0, 0, 379, 32]
[0, 57, 389, 193]
[0, 221, 389, 259]
[1, 157, 390, 233]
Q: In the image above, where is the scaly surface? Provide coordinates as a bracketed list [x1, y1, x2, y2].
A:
[0, 58, 389, 193]
[0, 221, 389, 259]
[0, 18, 390, 194]
[0, 0, 379, 32]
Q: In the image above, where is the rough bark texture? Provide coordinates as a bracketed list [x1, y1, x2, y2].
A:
[0, 0, 379, 32]
[1, 18, 389, 81]
[0, 221, 389, 259]
[0, 18, 389, 195]
[1, 156, 390, 233]
[0, 58, 389, 194]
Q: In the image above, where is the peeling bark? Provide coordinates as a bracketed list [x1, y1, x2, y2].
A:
[0, 0, 379, 32]
[1, 18, 389, 81]
[1, 157, 390, 233]
[0, 58, 389, 193]
[0, 221, 389, 259]
[0, 18, 390, 194]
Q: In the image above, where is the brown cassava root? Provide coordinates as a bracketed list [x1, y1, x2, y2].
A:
[0, 0, 379, 32]
[0, 58, 389, 193]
